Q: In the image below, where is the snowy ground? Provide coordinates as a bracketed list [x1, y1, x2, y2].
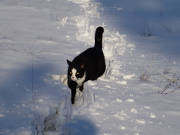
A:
[0, 0, 180, 135]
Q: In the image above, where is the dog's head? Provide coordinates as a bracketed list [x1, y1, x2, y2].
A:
[67, 60, 85, 82]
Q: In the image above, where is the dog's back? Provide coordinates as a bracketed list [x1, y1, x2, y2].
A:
[73, 26, 105, 80]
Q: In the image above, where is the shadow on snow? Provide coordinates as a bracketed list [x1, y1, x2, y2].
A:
[0, 62, 98, 135]
[97, 0, 180, 59]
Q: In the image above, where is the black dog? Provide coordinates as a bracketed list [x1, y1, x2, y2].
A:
[67, 26, 106, 104]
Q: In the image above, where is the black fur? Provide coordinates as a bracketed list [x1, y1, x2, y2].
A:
[67, 26, 106, 104]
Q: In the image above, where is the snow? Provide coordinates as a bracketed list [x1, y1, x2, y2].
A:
[0, 0, 180, 135]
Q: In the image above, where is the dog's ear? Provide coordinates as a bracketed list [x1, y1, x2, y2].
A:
[67, 59, 72, 66]
[80, 64, 84, 69]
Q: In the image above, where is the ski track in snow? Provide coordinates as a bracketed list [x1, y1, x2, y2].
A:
[0, 0, 180, 135]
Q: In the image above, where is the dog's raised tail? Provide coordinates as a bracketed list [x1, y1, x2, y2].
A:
[94, 26, 104, 49]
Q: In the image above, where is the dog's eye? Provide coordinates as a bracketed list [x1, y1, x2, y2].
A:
[76, 72, 80, 75]
[70, 72, 72, 75]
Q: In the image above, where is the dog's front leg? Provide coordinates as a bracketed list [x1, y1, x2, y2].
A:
[71, 88, 76, 104]
[68, 80, 77, 104]
[79, 84, 84, 92]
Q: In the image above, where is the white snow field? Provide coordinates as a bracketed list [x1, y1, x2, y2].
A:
[0, 0, 180, 135]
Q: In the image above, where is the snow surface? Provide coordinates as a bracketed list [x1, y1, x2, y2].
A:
[0, 0, 180, 135]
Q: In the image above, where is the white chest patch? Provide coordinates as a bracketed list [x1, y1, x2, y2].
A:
[76, 72, 86, 86]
